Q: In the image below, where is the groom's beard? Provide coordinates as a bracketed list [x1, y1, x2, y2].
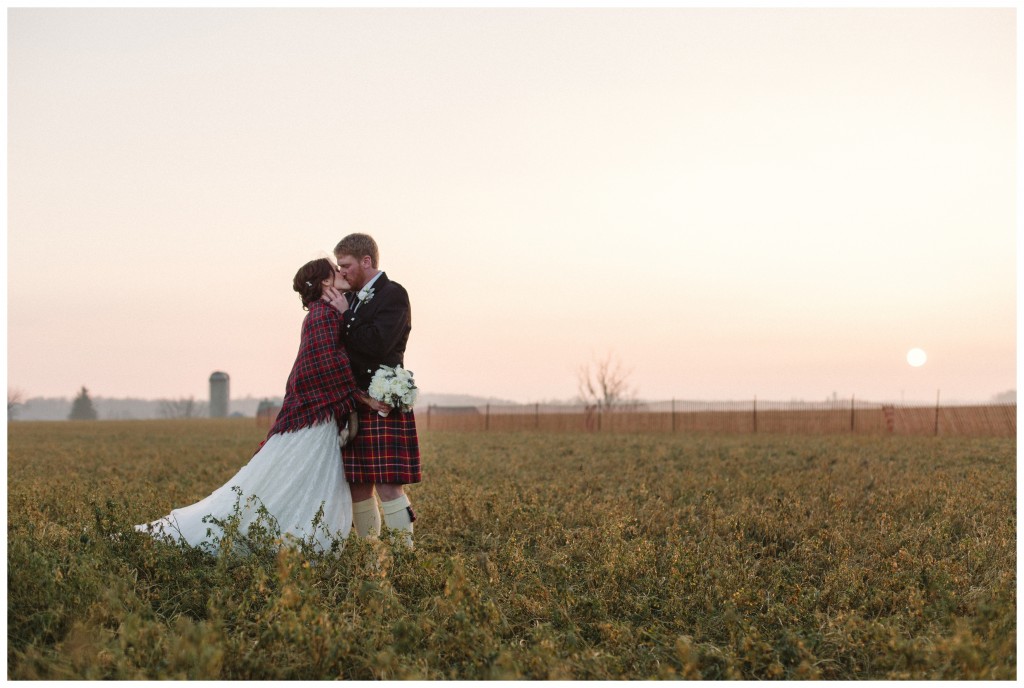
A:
[347, 268, 368, 291]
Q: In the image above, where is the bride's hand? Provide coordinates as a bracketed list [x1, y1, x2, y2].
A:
[355, 393, 385, 413]
[362, 397, 392, 415]
[322, 286, 348, 313]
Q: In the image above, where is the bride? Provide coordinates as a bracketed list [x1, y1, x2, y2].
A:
[135, 257, 387, 552]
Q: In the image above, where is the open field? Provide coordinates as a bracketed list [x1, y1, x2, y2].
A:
[7, 420, 1016, 679]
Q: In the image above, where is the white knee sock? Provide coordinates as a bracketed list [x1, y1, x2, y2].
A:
[352, 497, 381, 538]
[381, 495, 415, 548]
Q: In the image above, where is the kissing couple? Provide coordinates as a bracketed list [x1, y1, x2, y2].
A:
[136, 233, 422, 551]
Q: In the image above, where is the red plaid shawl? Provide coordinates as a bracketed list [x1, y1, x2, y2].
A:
[265, 301, 359, 439]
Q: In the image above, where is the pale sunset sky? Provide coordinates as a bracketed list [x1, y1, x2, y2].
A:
[6, 6, 1018, 405]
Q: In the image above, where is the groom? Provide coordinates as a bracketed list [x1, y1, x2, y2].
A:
[322, 233, 421, 547]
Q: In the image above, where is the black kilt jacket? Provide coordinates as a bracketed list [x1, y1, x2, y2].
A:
[339, 272, 421, 484]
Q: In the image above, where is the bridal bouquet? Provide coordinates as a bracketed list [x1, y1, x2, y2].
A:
[367, 364, 418, 416]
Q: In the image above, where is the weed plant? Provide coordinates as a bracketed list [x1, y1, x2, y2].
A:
[7, 420, 1016, 679]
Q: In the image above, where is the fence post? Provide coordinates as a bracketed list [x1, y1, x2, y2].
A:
[427, 404, 431, 431]
[753, 396, 757, 433]
[934, 390, 940, 436]
[671, 398, 676, 433]
[535, 402, 540, 429]
[485, 403, 490, 431]
[850, 395, 855, 433]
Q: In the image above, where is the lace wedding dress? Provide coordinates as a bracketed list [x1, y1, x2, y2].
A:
[135, 418, 351, 552]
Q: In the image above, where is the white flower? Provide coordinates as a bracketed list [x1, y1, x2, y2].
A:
[358, 286, 376, 304]
[366, 363, 417, 412]
[368, 377, 389, 401]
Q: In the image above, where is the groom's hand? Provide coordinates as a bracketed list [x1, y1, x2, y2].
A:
[322, 286, 349, 313]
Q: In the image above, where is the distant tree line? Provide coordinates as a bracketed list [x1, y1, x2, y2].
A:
[8, 391, 282, 421]
[159, 397, 208, 419]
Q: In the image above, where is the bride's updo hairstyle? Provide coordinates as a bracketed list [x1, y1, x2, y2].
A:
[293, 258, 335, 309]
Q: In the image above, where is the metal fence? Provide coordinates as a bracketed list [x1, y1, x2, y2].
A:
[419, 399, 1017, 437]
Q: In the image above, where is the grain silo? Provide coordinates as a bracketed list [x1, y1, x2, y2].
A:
[209, 371, 230, 418]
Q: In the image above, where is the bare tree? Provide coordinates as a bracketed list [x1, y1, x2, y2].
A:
[8, 388, 26, 421]
[577, 352, 635, 410]
[159, 396, 207, 419]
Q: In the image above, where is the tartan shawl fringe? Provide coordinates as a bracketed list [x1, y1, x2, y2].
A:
[266, 301, 359, 439]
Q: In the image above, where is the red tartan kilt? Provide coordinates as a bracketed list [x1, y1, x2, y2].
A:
[342, 409, 421, 485]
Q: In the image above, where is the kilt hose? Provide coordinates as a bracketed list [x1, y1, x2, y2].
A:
[342, 409, 421, 485]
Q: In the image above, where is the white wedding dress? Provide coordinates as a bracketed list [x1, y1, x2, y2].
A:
[135, 418, 352, 553]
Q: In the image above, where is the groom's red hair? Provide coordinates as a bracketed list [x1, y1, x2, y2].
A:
[334, 233, 379, 268]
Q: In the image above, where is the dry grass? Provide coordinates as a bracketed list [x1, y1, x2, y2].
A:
[7, 420, 1016, 679]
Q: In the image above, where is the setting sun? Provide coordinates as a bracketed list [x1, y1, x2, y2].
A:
[907, 348, 928, 368]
